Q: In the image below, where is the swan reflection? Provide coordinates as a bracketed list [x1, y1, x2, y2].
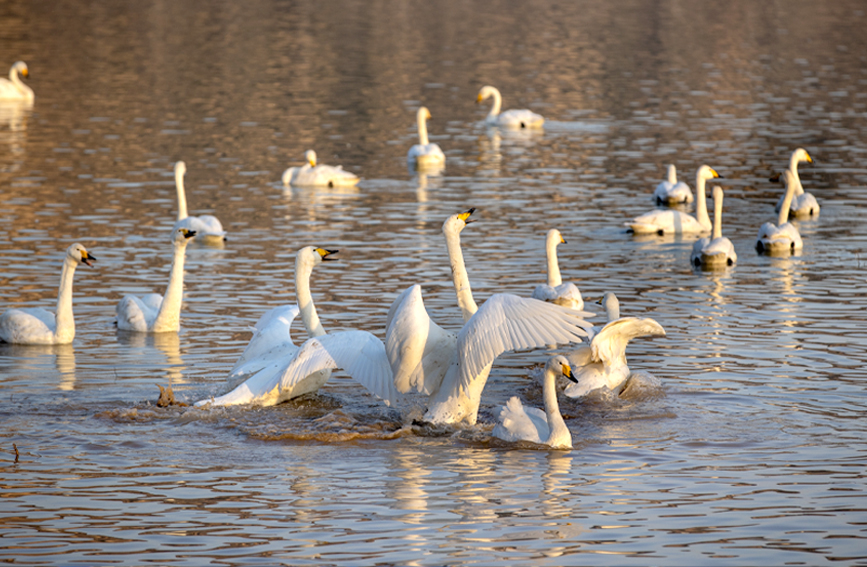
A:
[116, 330, 185, 383]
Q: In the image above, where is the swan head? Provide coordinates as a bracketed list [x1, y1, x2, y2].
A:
[297, 246, 339, 269]
[417, 106, 432, 122]
[597, 292, 620, 321]
[793, 148, 813, 165]
[546, 355, 577, 384]
[476, 85, 498, 103]
[172, 227, 196, 245]
[12, 61, 28, 78]
[174, 161, 186, 177]
[66, 243, 96, 267]
[442, 208, 476, 236]
[547, 228, 565, 246]
[304, 150, 317, 167]
[696, 165, 721, 182]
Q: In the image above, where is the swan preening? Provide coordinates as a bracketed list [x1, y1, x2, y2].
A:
[282, 150, 360, 187]
[756, 169, 803, 255]
[774, 148, 819, 218]
[653, 164, 694, 205]
[116, 228, 196, 333]
[531, 228, 584, 310]
[627, 165, 721, 235]
[173, 161, 227, 244]
[691, 186, 737, 268]
[0, 244, 95, 345]
[477, 85, 544, 129]
[492, 356, 577, 449]
[0, 61, 33, 103]
[407, 107, 446, 171]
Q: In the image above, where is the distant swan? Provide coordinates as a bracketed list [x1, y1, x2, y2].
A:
[531, 228, 583, 310]
[653, 164, 693, 205]
[282, 150, 360, 187]
[774, 148, 818, 218]
[492, 355, 577, 449]
[756, 169, 803, 255]
[0, 61, 33, 102]
[173, 161, 227, 244]
[116, 228, 196, 333]
[477, 85, 544, 129]
[407, 107, 446, 170]
[627, 165, 720, 235]
[0, 243, 95, 345]
[691, 186, 737, 268]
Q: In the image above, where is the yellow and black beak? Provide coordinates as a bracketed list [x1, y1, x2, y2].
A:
[476, 93, 484, 103]
[805, 151, 814, 164]
[21, 68, 28, 78]
[560, 235, 567, 244]
[316, 247, 339, 261]
[458, 207, 476, 224]
[562, 363, 578, 384]
[81, 250, 96, 267]
[710, 168, 723, 179]
[182, 229, 196, 239]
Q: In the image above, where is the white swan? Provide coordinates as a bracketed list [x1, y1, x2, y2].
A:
[477, 85, 544, 129]
[281, 150, 359, 187]
[757, 169, 803, 255]
[172, 161, 227, 244]
[116, 228, 196, 333]
[653, 164, 694, 205]
[774, 148, 818, 218]
[406, 107, 446, 171]
[626, 165, 720, 235]
[0, 244, 95, 345]
[0, 62, 33, 102]
[492, 355, 577, 449]
[386, 209, 593, 425]
[531, 228, 583, 310]
[691, 186, 737, 268]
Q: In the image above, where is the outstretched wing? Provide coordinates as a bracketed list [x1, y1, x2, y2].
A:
[229, 305, 300, 378]
[591, 317, 666, 365]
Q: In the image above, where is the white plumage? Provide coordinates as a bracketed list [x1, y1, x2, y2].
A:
[407, 106, 446, 171]
[282, 150, 359, 187]
[172, 161, 227, 244]
[774, 148, 818, 218]
[691, 186, 737, 268]
[0, 61, 33, 102]
[627, 165, 720, 235]
[757, 170, 804, 255]
[477, 85, 544, 129]
[531, 228, 583, 310]
[653, 164, 694, 205]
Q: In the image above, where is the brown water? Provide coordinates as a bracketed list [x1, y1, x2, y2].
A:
[2, 0, 867, 564]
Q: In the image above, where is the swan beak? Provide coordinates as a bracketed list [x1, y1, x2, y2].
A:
[81, 251, 96, 267]
[22, 68, 29, 78]
[316, 248, 339, 261]
[805, 151, 814, 164]
[182, 229, 197, 239]
[710, 168, 722, 179]
[458, 208, 476, 224]
[476, 93, 484, 103]
[560, 236, 567, 244]
[562, 363, 578, 384]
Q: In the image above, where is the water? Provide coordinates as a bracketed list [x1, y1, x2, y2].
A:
[2, 0, 867, 564]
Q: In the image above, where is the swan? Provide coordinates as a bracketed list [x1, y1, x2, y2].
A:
[172, 161, 227, 244]
[0, 62, 33, 102]
[774, 148, 818, 217]
[691, 186, 737, 268]
[756, 169, 803, 255]
[476, 85, 544, 129]
[0, 244, 95, 345]
[281, 150, 360, 187]
[531, 228, 583, 310]
[492, 355, 578, 449]
[386, 208, 593, 425]
[116, 228, 196, 333]
[626, 165, 721, 235]
[653, 164, 693, 205]
[406, 107, 446, 170]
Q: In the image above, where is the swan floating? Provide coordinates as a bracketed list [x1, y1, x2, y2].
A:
[626, 165, 720, 235]
[0, 61, 33, 103]
[0, 244, 95, 345]
[774, 148, 819, 218]
[172, 161, 227, 244]
[116, 228, 196, 333]
[531, 228, 583, 310]
[492, 355, 577, 449]
[407, 107, 446, 171]
[691, 186, 737, 268]
[653, 164, 694, 205]
[282, 150, 360, 187]
[477, 85, 544, 129]
[756, 169, 803, 255]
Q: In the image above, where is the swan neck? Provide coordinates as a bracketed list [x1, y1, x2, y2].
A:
[712, 190, 723, 240]
[152, 243, 187, 331]
[175, 168, 188, 220]
[417, 112, 430, 146]
[542, 368, 569, 445]
[667, 165, 677, 184]
[445, 228, 478, 322]
[695, 174, 710, 228]
[296, 255, 325, 337]
[607, 302, 620, 322]
[546, 238, 562, 287]
[54, 258, 78, 342]
[778, 181, 795, 226]
[488, 89, 502, 119]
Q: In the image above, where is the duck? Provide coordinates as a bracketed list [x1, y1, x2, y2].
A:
[477, 85, 544, 129]
[626, 165, 720, 235]
[653, 164, 694, 205]
[172, 161, 227, 244]
[531, 228, 583, 310]
[691, 186, 737, 268]
[406, 107, 446, 171]
[281, 150, 359, 187]
[0, 61, 33, 103]
[756, 169, 803, 255]
[774, 148, 818, 218]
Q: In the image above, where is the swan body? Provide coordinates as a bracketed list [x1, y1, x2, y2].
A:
[0, 62, 33, 102]
[653, 164, 693, 205]
[173, 161, 227, 244]
[281, 150, 359, 187]
[531, 228, 584, 310]
[774, 148, 818, 217]
[477, 85, 544, 129]
[757, 169, 803, 255]
[493, 356, 578, 449]
[116, 228, 196, 333]
[691, 186, 737, 268]
[627, 165, 720, 235]
[407, 107, 446, 170]
[0, 244, 95, 345]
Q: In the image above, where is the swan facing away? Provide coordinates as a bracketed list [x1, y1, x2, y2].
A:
[173, 161, 227, 244]
[531, 228, 583, 310]
[493, 356, 577, 449]
[477, 85, 544, 129]
[282, 150, 359, 188]
[653, 164, 694, 205]
[627, 165, 720, 235]
[691, 186, 737, 268]
[0, 244, 96, 345]
[0, 62, 33, 103]
[407, 107, 446, 171]
[774, 148, 818, 218]
[757, 169, 803, 255]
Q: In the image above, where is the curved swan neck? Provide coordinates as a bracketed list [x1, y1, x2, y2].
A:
[152, 242, 188, 331]
[778, 178, 796, 226]
[605, 297, 620, 322]
[175, 166, 188, 221]
[488, 88, 502, 119]
[788, 154, 805, 196]
[54, 257, 78, 343]
[695, 171, 711, 228]
[545, 232, 563, 287]
[542, 367, 569, 445]
[444, 227, 478, 322]
[667, 164, 677, 184]
[417, 110, 430, 146]
[295, 253, 325, 337]
[712, 187, 723, 240]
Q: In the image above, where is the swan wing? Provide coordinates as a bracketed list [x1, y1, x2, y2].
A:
[497, 109, 544, 129]
[590, 317, 666, 366]
[627, 210, 703, 234]
[229, 305, 300, 378]
[116, 294, 157, 332]
[310, 164, 359, 187]
[0, 308, 55, 344]
[492, 396, 546, 444]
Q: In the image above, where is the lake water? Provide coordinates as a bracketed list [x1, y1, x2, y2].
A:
[2, 1, 867, 564]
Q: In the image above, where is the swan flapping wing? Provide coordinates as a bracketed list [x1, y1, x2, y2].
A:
[590, 317, 666, 365]
[228, 305, 300, 378]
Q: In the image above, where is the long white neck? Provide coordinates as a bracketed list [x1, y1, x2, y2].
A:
[667, 164, 677, 184]
[542, 368, 570, 447]
[605, 299, 620, 322]
[487, 89, 502, 120]
[152, 243, 188, 332]
[546, 234, 563, 287]
[175, 167, 188, 221]
[296, 255, 325, 337]
[788, 153, 806, 197]
[53, 258, 78, 343]
[417, 112, 430, 146]
[712, 188, 723, 240]
[778, 179, 796, 226]
[695, 172, 711, 229]
[445, 228, 478, 323]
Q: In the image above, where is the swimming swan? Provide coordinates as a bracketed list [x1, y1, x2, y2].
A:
[531, 228, 583, 310]
[627, 165, 720, 235]
[116, 228, 196, 333]
[0, 61, 33, 102]
[774, 148, 818, 218]
[691, 186, 737, 268]
[653, 164, 694, 205]
[492, 355, 578, 449]
[173, 161, 227, 243]
[756, 169, 803, 255]
[477, 85, 544, 129]
[406, 107, 446, 170]
[282, 150, 360, 187]
[0, 244, 95, 345]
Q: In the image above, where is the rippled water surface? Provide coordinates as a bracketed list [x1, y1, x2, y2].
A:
[2, 1, 867, 565]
